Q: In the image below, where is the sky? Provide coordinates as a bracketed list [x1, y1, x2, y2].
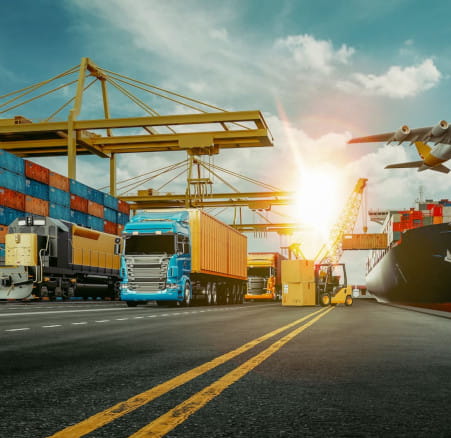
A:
[1, 0, 451, 283]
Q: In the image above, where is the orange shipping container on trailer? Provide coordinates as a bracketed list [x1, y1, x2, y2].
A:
[189, 209, 247, 280]
[25, 196, 49, 217]
[25, 160, 49, 184]
[49, 171, 70, 192]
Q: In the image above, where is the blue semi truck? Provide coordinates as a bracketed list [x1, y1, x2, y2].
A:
[120, 209, 247, 307]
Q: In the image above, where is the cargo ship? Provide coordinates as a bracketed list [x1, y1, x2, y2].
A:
[366, 200, 451, 304]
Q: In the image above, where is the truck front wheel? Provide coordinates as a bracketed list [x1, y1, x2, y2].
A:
[126, 301, 138, 307]
[183, 282, 191, 307]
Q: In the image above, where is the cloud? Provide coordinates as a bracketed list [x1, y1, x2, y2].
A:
[337, 59, 441, 98]
[274, 34, 355, 75]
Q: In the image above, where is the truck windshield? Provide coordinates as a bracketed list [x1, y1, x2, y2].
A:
[124, 235, 175, 255]
[248, 267, 271, 277]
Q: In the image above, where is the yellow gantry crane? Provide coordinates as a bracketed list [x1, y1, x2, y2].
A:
[0, 57, 273, 196]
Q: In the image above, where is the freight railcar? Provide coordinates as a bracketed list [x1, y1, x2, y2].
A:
[0, 216, 121, 300]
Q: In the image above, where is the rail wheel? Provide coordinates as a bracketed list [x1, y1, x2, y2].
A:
[320, 293, 331, 307]
[345, 295, 353, 306]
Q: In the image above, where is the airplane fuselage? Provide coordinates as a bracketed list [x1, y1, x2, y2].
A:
[425, 143, 451, 166]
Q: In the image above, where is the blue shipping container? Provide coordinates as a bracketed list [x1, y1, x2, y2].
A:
[117, 211, 130, 225]
[0, 243, 5, 259]
[0, 149, 25, 175]
[25, 179, 49, 200]
[0, 206, 23, 226]
[70, 209, 88, 227]
[87, 215, 105, 232]
[104, 207, 117, 223]
[70, 179, 89, 198]
[103, 193, 118, 210]
[87, 187, 104, 205]
[0, 168, 26, 193]
[49, 187, 71, 207]
[50, 203, 71, 222]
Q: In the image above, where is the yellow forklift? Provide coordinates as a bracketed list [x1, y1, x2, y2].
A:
[315, 263, 353, 307]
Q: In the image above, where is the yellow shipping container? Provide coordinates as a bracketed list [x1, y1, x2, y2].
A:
[72, 225, 120, 270]
[342, 233, 388, 250]
[189, 209, 247, 280]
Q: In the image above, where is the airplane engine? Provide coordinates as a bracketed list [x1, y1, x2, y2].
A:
[431, 120, 449, 137]
[393, 125, 410, 141]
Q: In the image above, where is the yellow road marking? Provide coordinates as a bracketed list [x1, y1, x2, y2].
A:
[130, 306, 334, 437]
[48, 307, 327, 438]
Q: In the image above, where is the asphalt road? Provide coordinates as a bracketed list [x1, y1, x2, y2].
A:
[1, 299, 450, 438]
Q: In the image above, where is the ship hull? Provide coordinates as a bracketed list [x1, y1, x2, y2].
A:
[366, 223, 451, 303]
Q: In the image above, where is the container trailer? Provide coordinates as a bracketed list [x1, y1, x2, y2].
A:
[245, 252, 286, 301]
[120, 209, 247, 307]
[0, 216, 121, 300]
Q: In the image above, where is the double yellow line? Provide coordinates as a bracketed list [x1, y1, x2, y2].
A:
[49, 306, 334, 438]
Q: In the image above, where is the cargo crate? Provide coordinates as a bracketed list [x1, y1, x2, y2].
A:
[49, 187, 71, 207]
[0, 187, 25, 211]
[25, 196, 49, 217]
[0, 168, 26, 193]
[25, 179, 49, 200]
[25, 160, 49, 184]
[0, 149, 25, 175]
[49, 171, 69, 192]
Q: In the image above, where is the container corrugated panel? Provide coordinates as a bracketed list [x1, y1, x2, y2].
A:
[103, 193, 118, 210]
[49, 203, 71, 222]
[70, 210, 88, 227]
[0, 207, 23, 226]
[70, 179, 89, 198]
[116, 211, 130, 225]
[49, 171, 69, 192]
[87, 215, 105, 232]
[0, 225, 8, 244]
[25, 179, 49, 200]
[189, 209, 247, 279]
[25, 160, 49, 184]
[342, 233, 388, 250]
[118, 199, 131, 215]
[104, 207, 117, 223]
[88, 200, 104, 218]
[70, 194, 88, 213]
[0, 149, 24, 175]
[25, 196, 49, 217]
[71, 225, 119, 269]
[49, 187, 70, 207]
[87, 187, 104, 204]
[0, 169, 26, 193]
[103, 220, 117, 235]
[0, 187, 25, 211]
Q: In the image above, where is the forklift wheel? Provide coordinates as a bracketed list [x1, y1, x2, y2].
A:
[320, 293, 331, 307]
[345, 295, 353, 306]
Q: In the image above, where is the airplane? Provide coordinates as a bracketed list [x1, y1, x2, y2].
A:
[348, 120, 451, 174]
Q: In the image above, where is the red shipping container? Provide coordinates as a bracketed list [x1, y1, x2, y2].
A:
[70, 194, 88, 213]
[49, 171, 70, 192]
[392, 222, 402, 232]
[426, 203, 435, 210]
[25, 196, 49, 217]
[0, 225, 8, 244]
[117, 224, 124, 235]
[25, 160, 50, 184]
[88, 200, 104, 218]
[0, 187, 25, 211]
[432, 206, 443, 216]
[103, 220, 117, 235]
[118, 199, 131, 215]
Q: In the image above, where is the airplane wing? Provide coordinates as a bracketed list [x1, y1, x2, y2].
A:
[348, 120, 451, 145]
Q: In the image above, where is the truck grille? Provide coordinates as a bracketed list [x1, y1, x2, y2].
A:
[125, 255, 169, 294]
[247, 278, 266, 294]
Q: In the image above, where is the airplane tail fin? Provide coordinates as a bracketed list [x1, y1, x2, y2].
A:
[414, 141, 431, 159]
[385, 161, 424, 169]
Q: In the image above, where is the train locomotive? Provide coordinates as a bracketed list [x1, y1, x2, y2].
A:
[0, 216, 121, 300]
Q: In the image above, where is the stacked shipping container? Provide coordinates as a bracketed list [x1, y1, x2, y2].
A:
[0, 149, 130, 244]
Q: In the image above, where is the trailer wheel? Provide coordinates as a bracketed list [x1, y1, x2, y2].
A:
[206, 283, 212, 305]
[126, 301, 138, 307]
[320, 293, 331, 307]
[211, 283, 218, 305]
[345, 295, 353, 306]
[183, 282, 191, 307]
